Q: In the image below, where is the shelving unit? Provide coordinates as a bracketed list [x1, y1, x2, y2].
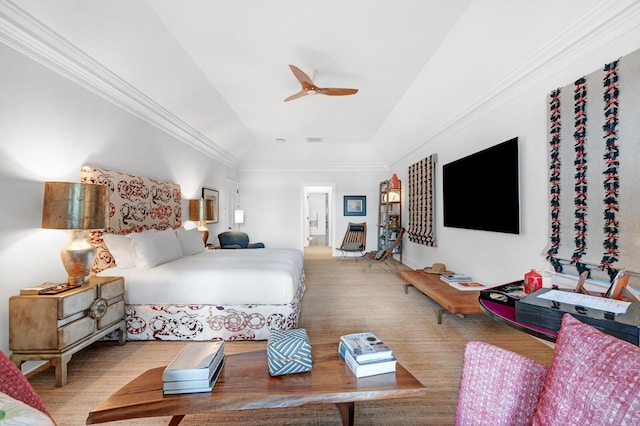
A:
[378, 178, 402, 262]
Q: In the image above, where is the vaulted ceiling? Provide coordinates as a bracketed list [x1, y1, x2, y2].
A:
[10, 0, 618, 170]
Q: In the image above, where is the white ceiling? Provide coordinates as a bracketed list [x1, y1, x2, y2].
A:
[11, 0, 621, 170]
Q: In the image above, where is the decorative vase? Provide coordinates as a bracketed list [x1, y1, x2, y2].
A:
[390, 173, 400, 189]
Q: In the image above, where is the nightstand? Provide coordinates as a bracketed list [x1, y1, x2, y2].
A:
[9, 276, 126, 386]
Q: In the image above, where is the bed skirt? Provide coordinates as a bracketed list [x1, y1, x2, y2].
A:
[122, 275, 305, 341]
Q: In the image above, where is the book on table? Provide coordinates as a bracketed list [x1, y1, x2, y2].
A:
[440, 274, 473, 283]
[341, 348, 397, 378]
[162, 341, 224, 382]
[446, 281, 491, 291]
[163, 358, 225, 394]
[338, 332, 393, 363]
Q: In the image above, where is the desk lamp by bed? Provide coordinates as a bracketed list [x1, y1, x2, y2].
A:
[41, 182, 108, 285]
[189, 198, 215, 244]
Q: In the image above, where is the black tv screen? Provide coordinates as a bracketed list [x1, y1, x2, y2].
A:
[442, 137, 520, 234]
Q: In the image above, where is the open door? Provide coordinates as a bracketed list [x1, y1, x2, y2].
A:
[303, 185, 333, 249]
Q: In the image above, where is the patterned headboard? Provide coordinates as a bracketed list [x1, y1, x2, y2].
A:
[80, 166, 182, 273]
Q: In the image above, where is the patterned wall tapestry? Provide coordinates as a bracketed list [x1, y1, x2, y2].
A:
[545, 47, 640, 277]
[408, 154, 437, 246]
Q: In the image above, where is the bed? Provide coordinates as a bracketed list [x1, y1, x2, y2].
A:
[80, 165, 305, 341]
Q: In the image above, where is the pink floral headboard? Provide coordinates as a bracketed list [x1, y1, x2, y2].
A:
[80, 165, 182, 273]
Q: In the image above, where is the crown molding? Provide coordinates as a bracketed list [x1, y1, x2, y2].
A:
[395, 0, 640, 166]
[0, 0, 239, 169]
[240, 162, 390, 173]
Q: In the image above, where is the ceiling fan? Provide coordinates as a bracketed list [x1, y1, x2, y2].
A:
[284, 65, 358, 102]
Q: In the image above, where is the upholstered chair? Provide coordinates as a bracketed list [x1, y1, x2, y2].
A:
[0, 350, 55, 424]
[217, 231, 265, 249]
[455, 314, 640, 425]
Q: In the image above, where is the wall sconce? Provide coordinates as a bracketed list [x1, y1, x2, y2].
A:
[189, 198, 215, 244]
[41, 182, 108, 285]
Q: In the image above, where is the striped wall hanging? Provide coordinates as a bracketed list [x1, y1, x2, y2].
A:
[408, 154, 437, 247]
[545, 47, 640, 277]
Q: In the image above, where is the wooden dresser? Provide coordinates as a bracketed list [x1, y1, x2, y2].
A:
[9, 276, 126, 386]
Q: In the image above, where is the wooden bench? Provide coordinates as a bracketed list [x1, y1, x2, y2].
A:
[400, 270, 483, 324]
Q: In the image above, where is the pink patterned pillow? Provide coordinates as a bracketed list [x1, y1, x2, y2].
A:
[455, 341, 547, 426]
[533, 314, 640, 425]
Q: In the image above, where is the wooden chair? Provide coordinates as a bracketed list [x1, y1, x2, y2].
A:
[363, 227, 405, 271]
[336, 222, 367, 261]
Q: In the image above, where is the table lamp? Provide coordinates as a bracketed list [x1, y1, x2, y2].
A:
[41, 182, 108, 285]
[234, 207, 244, 231]
[189, 199, 215, 244]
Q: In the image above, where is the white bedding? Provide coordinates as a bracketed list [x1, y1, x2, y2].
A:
[98, 248, 304, 306]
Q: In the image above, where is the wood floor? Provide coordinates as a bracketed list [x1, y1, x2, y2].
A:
[29, 256, 554, 425]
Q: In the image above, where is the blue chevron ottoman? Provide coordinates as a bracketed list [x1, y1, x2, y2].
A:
[267, 328, 312, 376]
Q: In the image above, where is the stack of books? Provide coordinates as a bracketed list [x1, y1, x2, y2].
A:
[440, 274, 473, 283]
[440, 274, 489, 291]
[162, 341, 225, 395]
[338, 332, 396, 378]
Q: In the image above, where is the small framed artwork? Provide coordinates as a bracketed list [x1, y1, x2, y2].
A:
[201, 187, 219, 223]
[344, 195, 366, 216]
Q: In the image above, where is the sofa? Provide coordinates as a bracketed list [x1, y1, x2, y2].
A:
[217, 231, 265, 249]
[455, 313, 640, 425]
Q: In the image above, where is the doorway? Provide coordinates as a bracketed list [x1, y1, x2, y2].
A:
[303, 185, 333, 257]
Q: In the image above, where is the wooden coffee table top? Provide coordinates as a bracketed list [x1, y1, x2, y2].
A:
[86, 342, 426, 425]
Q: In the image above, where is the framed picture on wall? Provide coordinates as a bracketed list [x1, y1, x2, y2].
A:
[201, 187, 219, 223]
[344, 195, 366, 216]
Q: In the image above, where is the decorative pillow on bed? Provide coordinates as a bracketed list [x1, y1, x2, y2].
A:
[102, 233, 136, 268]
[176, 227, 204, 255]
[129, 228, 183, 268]
[0, 392, 54, 426]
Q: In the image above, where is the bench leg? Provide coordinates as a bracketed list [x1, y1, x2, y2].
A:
[437, 309, 444, 324]
[404, 283, 412, 294]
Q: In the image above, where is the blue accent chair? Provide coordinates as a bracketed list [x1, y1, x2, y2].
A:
[217, 231, 265, 249]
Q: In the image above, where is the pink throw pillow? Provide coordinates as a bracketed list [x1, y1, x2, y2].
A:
[533, 314, 640, 425]
[455, 341, 547, 425]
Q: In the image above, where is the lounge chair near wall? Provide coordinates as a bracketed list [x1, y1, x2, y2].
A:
[363, 227, 405, 271]
[336, 222, 366, 261]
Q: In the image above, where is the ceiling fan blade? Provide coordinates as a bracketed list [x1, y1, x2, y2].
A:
[283, 90, 308, 102]
[289, 64, 314, 86]
[317, 88, 359, 96]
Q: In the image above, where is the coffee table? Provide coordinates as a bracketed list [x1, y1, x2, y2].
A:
[400, 270, 484, 323]
[86, 342, 426, 426]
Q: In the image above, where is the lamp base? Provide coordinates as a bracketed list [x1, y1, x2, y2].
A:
[60, 230, 96, 285]
[199, 229, 209, 245]
[197, 221, 209, 245]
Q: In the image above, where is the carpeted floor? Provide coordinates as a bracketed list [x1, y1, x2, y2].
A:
[29, 256, 554, 425]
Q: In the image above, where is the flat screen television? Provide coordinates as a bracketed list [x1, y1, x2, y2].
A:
[442, 137, 520, 234]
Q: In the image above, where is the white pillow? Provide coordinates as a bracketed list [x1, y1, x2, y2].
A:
[176, 227, 205, 255]
[0, 392, 54, 425]
[128, 228, 183, 269]
[102, 233, 135, 268]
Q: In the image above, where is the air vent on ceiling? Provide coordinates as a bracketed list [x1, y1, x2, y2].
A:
[306, 137, 323, 143]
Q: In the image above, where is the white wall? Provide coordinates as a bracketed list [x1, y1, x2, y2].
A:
[239, 169, 388, 253]
[393, 29, 640, 286]
[0, 43, 237, 355]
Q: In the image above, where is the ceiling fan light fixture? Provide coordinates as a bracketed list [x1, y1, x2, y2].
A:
[284, 64, 358, 102]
